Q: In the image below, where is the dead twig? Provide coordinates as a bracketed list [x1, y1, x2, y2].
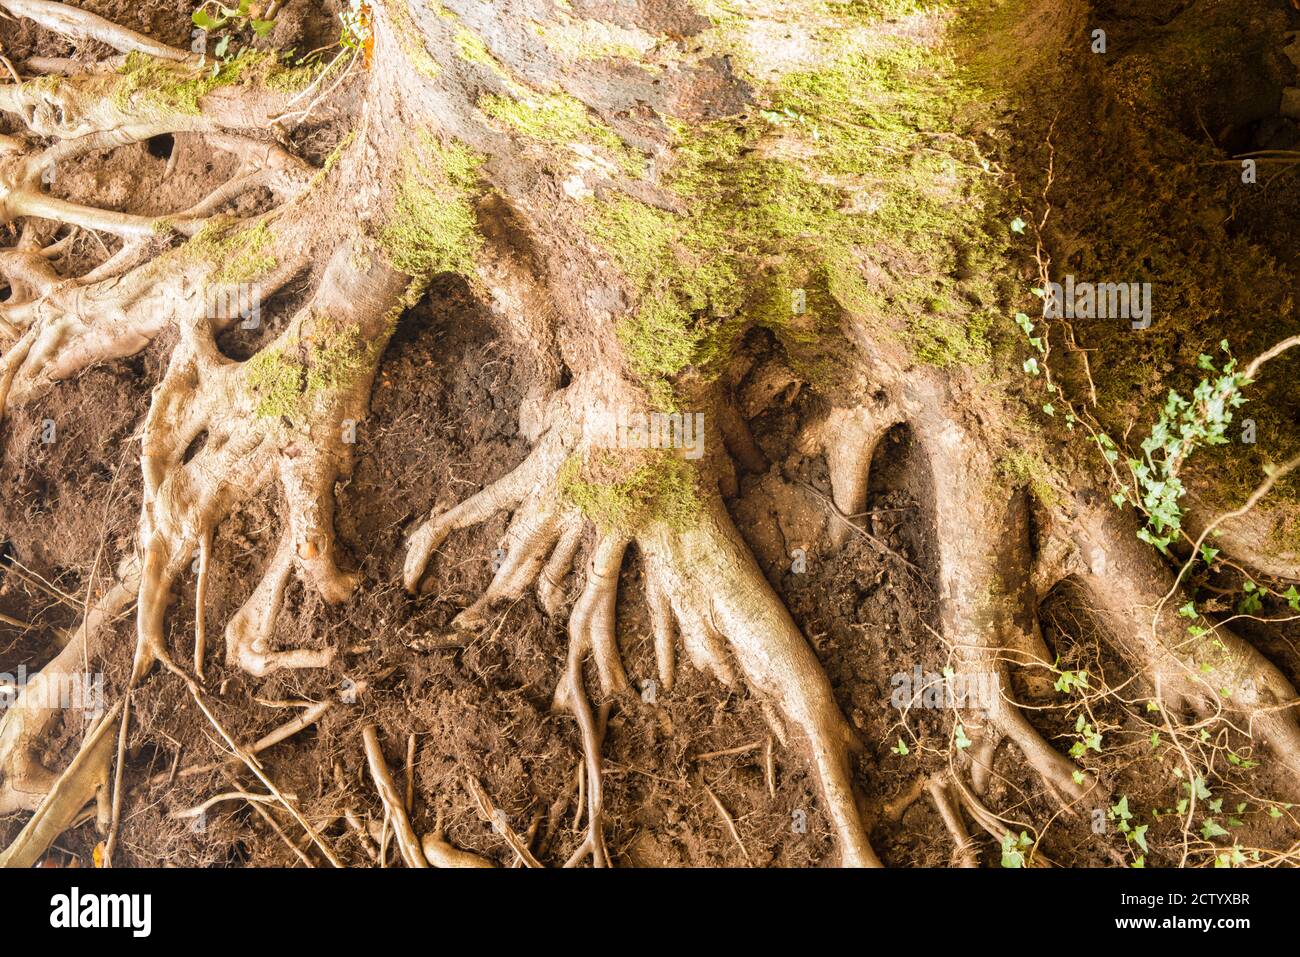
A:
[701, 778, 750, 863]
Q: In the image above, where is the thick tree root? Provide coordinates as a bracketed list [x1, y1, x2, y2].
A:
[1057, 497, 1300, 784]
[0, 129, 313, 417]
[0, 239, 403, 864]
[796, 397, 902, 549]
[404, 378, 881, 866]
[0, 558, 140, 866]
[0, 0, 195, 62]
[132, 241, 405, 681]
[0, 564, 137, 817]
[799, 379, 1090, 808]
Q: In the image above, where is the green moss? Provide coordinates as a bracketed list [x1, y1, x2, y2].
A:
[304, 326, 371, 395]
[905, 283, 994, 367]
[531, 20, 656, 62]
[583, 197, 741, 396]
[581, 3, 1010, 402]
[1000, 449, 1060, 507]
[837, 0, 930, 18]
[184, 219, 277, 285]
[560, 451, 700, 534]
[112, 50, 273, 117]
[244, 346, 304, 420]
[244, 322, 376, 420]
[384, 0, 442, 78]
[324, 131, 357, 172]
[378, 132, 483, 279]
[265, 54, 344, 95]
[454, 27, 510, 79]
[479, 92, 644, 177]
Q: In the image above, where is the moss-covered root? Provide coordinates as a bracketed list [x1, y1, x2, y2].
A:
[402, 377, 880, 867]
[0, 244, 302, 419]
[1061, 497, 1300, 787]
[132, 241, 408, 682]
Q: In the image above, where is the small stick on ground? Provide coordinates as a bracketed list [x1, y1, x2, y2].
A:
[510, 815, 542, 868]
[170, 790, 288, 819]
[246, 796, 315, 867]
[183, 677, 343, 867]
[695, 741, 760, 761]
[404, 732, 415, 814]
[145, 698, 336, 788]
[336, 761, 379, 863]
[764, 735, 775, 799]
[346, 807, 379, 862]
[218, 766, 316, 866]
[701, 778, 750, 863]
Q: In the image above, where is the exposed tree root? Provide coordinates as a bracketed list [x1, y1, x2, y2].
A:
[1056, 495, 1300, 785]
[465, 776, 543, 868]
[1, 224, 403, 861]
[0, 129, 313, 417]
[404, 377, 881, 866]
[132, 240, 405, 681]
[797, 396, 902, 549]
[0, 0, 195, 62]
[363, 724, 427, 869]
[918, 409, 1089, 804]
[3, 0, 1298, 873]
[798, 371, 1091, 812]
[0, 563, 136, 820]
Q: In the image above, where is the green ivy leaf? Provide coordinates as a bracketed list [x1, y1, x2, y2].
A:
[192, 9, 225, 29]
[1132, 824, 1149, 853]
[1201, 819, 1229, 840]
[1000, 830, 1031, 868]
[954, 724, 972, 750]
